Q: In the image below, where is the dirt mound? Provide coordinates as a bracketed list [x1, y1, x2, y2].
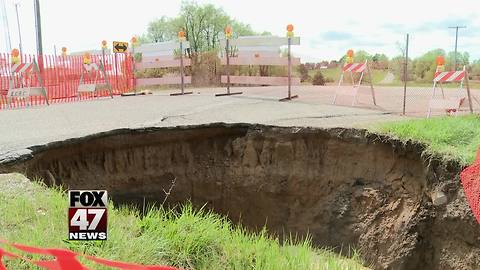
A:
[1, 123, 479, 269]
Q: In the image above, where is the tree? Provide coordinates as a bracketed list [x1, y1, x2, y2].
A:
[446, 51, 469, 70]
[312, 71, 326, 85]
[470, 59, 480, 79]
[140, 1, 268, 85]
[389, 55, 412, 82]
[411, 49, 445, 81]
[338, 50, 371, 63]
[143, 1, 258, 55]
[146, 16, 176, 43]
[298, 64, 310, 82]
[230, 21, 256, 37]
[353, 50, 371, 62]
[372, 53, 389, 69]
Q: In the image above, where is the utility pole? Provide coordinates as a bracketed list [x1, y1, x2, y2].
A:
[448, 26, 466, 71]
[1, 0, 12, 51]
[33, 0, 44, 72]
[34, 0, 43, 56]
[14, 1, 22, 54]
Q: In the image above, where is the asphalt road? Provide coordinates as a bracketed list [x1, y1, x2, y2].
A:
[0, 86, 408, 162]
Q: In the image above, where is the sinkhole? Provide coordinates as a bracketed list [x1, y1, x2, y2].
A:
[2, 123, 479, 269]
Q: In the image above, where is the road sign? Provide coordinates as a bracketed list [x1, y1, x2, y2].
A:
[113, 41, 128, 53]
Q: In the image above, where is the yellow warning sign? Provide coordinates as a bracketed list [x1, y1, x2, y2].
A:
[112, 41, 128, 53]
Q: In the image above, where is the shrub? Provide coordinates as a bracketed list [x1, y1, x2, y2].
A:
[312, 71, 326, 85]
[297, 64, 310, 82]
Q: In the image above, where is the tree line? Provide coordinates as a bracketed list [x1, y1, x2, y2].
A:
[139, 1, 270, 56]
[300, 49, 476, 83]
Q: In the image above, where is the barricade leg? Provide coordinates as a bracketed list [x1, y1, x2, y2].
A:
[333, 74, 344, 104]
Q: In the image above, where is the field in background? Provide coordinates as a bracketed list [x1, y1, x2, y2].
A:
[306, 69, 389, 85]
[304, 68, 480, 89]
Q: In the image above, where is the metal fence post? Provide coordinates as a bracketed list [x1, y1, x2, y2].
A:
[402, 34, 409, 115]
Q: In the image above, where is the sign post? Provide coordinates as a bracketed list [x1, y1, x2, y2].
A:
[180, 40, 184, 94]
[215, 25, 243, 97]
[112, 41, 128, 91]
[101, 40, 107, 74]
[130, 36, 138, 94]
[170, 31, 193, 96]
[279, 24, 299, 101]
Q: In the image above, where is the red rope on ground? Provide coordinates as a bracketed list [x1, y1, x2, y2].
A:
[0, 239, 179, 270]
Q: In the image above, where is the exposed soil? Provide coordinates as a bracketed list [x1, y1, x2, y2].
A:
[1, 123, 479, 269]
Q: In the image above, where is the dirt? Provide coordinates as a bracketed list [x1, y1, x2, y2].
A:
[1, 123, 479, 270]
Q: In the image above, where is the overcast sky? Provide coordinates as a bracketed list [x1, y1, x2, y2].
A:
[1, 0, 479, 62]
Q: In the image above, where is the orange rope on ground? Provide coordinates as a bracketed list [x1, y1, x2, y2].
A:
[0, 239, 180, 270]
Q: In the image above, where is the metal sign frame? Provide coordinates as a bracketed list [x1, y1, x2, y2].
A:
[170, 40, 193, 96]
[77, 62, 113, 99]
[215, 38, 243, 97]
[333, 60, 376, 106]
[427, 66, 478, 117]
[8, 59, 49, 107]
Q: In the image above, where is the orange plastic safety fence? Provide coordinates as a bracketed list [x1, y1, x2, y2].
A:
[460, 148, 480, 224]
[0, 239, 179, 270]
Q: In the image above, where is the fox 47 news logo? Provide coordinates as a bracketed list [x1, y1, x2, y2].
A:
[68, 190, 108, 240]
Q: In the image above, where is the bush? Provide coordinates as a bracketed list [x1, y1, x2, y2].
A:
[191, 51, 220, 86]
[325, 77, 335, 83]
[297, 64, 310, 82]
[312, 71, 326, 85]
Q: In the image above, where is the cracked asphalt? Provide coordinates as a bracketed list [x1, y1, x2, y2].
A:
[0, 86, 408, 162]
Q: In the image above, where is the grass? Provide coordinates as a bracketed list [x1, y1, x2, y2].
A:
[306, 68, 480, 89]
[308, 69, 390, 85]
[0, 174, 366, 270]
[373, 114, 480, 165]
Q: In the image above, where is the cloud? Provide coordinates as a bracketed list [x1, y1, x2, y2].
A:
[383, 16, 478, 36]
[312, 32, 388, 48]
[350, 37, 388, 47]
[321, 31, 353, 41]
[381, 23, 408, 33]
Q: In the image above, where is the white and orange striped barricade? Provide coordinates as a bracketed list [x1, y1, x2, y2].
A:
[216, 35, 301, 101]
[134, 40, 192, 96]
[8, 60, 49, 107]
[428, 66, 477, 117]
[77, 62, 113, 99]
[333, 60, 376, 106]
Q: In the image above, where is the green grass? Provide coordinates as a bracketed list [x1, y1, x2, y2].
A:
[307, 69, 389, 85]
[373, 115, 480, 165]
[305, 68, 480, 89]
[0, 174, 366, 270]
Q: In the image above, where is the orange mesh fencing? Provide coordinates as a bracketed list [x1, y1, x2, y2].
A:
[460, 148, 480, 224]
[0, 239, 179, 270]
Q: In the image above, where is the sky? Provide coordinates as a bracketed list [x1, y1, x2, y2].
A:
[1, 0, 480, 62]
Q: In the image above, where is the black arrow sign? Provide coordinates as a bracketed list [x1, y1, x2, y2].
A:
[114, 44, 127, 53]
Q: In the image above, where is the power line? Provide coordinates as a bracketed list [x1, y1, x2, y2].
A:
[448, 26, 466, 71]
